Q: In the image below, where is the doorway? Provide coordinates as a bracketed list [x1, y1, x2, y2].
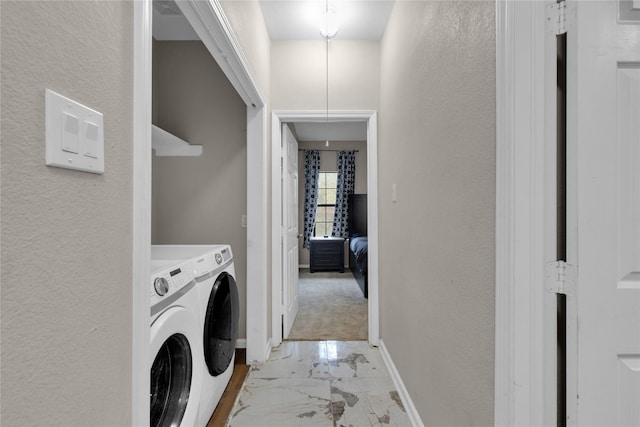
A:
[271, 111, 379, 348]
[288, 132, 369, 341]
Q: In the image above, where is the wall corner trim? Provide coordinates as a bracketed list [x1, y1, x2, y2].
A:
[378, 340, 425, 427]
[133, 1, 152, 425]
[495, 0, 556, 425]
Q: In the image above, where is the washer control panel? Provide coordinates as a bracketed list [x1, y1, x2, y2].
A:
[150, 260, 194, 300]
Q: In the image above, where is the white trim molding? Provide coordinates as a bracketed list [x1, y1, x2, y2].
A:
[270, 110, 379, 347]
[132, 1, 152, 425]
[379, 340, 424, 427]
[174, 0, 264, 107]
[495, 1, 557, 425]
[131, 0, 152, 426]
[246, 104, 269, 363]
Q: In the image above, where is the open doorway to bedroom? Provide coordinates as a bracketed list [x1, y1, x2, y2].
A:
[289, 133, 369, 341]
[271, 111, 379, 348]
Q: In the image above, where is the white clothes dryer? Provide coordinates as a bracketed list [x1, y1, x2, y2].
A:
[151, 245, 239, 427]
[192, 245, 238, 427]
[150, 257, 204, 427]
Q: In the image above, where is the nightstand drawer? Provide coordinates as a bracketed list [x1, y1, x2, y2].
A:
[310, 238, 344, 272]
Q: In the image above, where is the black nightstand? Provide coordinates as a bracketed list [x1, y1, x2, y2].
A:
[309, 237, 344, 272]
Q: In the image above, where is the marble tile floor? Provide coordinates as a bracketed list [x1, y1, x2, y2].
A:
[226, 341, 411, 427]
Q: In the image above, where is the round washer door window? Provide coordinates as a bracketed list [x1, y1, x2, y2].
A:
[203, 272, 239, 376]
[150, 333, 192, 427]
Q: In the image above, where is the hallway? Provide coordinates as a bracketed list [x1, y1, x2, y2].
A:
[226, 341, 411, 426]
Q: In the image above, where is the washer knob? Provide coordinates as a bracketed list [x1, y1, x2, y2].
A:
[215, 253, 223, 265]
[154, 277, 169, 296]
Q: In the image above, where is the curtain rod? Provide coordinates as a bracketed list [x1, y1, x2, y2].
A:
[298, 149, 359, 153]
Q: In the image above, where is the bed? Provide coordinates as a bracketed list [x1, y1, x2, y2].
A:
[348, 194, 368, 298]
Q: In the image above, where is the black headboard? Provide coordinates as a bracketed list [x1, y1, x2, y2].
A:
[348, 194, 367, 237]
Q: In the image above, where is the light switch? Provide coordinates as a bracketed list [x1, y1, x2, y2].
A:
[84, 120, 99, 159]
[46, 89, 104, 174]
[61, 112, 80, 153]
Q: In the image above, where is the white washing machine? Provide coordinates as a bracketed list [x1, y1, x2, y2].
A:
[150, 257, 204, 427]
[151, 245, 239, 427]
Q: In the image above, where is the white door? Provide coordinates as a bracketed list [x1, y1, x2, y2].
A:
[567, 1, 640, 424]
[282, 124, 299, 338]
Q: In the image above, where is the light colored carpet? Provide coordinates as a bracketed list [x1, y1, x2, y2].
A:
[287, 269, 368, 341]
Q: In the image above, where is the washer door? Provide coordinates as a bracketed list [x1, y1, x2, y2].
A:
[203, 272, 239, 376]
[150, 307, 203, 427]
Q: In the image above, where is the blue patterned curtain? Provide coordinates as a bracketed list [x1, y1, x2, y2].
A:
[303, 150, 321, 249]
[332, 150, 356, 238]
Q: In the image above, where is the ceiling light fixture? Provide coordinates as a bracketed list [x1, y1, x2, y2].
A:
[322, 0, 337, 148]
[320, 3, 339, 39]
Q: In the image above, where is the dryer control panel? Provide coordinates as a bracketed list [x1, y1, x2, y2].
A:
[150, 260, 194, 301]
[192, 246, 233, 278]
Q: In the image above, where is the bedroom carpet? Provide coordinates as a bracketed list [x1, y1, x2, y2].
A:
[287, 269, 368, 341]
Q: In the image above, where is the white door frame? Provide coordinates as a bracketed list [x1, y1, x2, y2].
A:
[132, 1, 152, 425]
[132, 2, 268, 424]
[271, 110, 379, 347]
[495, 0, 558, 425]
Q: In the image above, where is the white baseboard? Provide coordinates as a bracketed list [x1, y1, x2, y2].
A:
[236, 338, 247, 349]
[263, 337, 272, 363]
[379, 340, 424, 427]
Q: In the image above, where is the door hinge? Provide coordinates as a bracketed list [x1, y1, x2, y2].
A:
[545, 260, 576, 296]
[546, 1, 567, 35]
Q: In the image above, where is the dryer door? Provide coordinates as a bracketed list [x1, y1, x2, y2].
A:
[203, 272, 239, 376]
[150, 307, 203, 427]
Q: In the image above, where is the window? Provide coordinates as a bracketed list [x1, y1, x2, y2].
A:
[315, 171, 337, 237]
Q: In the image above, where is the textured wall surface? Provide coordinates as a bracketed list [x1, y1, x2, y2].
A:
[379, 1, 496, 425]
[220, 0, 271, 101]
[271, 40, 380, 110]
[1, 1, 133, 425]
[152, 41, 248, 338]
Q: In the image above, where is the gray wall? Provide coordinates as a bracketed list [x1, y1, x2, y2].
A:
[270, 39, 378, 270]
[271, 40, 380, 110]
[297, 141, 367, 266]
[1, 1, 133, 425]
[219, 0, 273, 337]
[379, 1, 496, 424]
[152, 41, 248, 339]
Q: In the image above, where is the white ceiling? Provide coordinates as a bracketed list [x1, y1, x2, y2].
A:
[153, 0, 394, 41]
[152, 0, 386, 141]
[153, 1, 199, 40]
[293, 121, 367, 142]
[259, 0, 394, 41]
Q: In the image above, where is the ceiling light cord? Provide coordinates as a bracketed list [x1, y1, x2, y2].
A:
[324, 0, 334, 148]
[325, 29, 329, 147]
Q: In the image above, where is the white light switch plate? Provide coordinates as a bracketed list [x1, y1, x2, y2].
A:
[46, 89, 104, 174]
